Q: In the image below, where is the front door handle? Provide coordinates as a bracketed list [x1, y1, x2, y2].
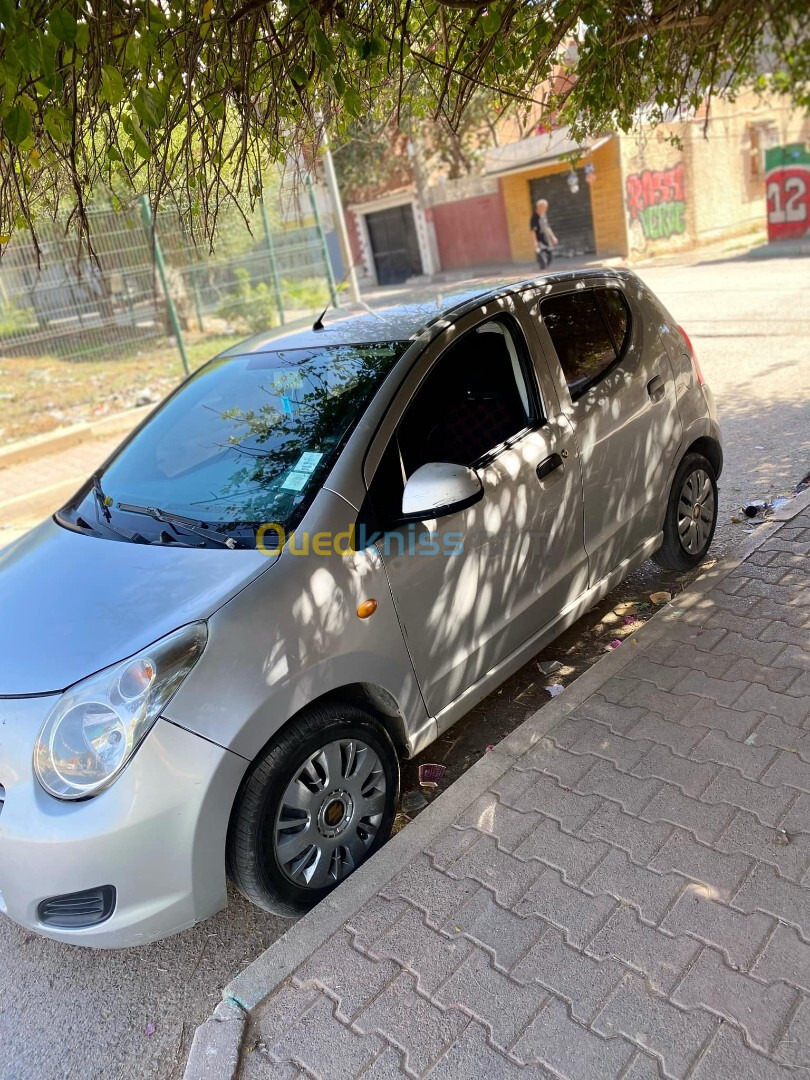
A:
[536, 453, 564, 481]
[647, 375, 665, 402]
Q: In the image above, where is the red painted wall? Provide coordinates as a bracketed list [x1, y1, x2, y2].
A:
[431, 191, 512, 270]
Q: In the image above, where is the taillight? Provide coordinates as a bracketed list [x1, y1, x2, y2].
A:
[678, 324, 704, 385]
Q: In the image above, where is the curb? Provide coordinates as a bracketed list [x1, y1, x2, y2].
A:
[0, 475, 90, 525]
[182, 486, 810, 1080]
[0, 405, 153, 471]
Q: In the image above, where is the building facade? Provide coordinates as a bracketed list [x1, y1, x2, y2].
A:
[343, 92, 808, 284]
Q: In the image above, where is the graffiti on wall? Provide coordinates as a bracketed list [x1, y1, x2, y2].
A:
[765, 144, 810, 243]
[626, 163, 687, 243]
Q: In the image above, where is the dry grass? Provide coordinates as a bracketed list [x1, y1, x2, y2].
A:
[0, 332, 244, 444]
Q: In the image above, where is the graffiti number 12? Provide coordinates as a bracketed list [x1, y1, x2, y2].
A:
[767, 176, 808, 224]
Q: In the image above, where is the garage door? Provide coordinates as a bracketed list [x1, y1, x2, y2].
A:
[530, 170, 595, 257]
[365, 204, 423, 285]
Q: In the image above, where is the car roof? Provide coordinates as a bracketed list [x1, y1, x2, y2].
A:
[219, 269, 630, 356]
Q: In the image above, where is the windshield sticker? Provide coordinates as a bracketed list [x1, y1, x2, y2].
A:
[280, 451, 324, 492]
[280, 471, 309, 492]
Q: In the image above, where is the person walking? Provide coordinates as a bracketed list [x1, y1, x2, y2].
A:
[530, 198, 558, 269]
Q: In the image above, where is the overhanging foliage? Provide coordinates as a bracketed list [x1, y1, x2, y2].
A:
[0, 0, 806, 250]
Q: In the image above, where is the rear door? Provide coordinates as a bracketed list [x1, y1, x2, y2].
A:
[523, 279, 682, 585]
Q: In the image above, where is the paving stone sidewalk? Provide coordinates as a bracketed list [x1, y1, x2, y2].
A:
[195, 500, 810, 1080]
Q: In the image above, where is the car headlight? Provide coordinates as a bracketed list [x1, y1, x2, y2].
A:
[34, 622, 208, 800]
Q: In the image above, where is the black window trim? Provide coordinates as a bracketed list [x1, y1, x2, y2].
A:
[540, 284, 633, 403]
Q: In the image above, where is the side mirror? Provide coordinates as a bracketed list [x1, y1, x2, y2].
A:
[401, 462, 483, 521]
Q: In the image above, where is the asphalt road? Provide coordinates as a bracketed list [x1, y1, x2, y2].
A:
[1, 251, 808, 1080]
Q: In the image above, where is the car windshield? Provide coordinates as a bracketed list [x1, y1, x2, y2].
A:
[73, 342, 406, 542]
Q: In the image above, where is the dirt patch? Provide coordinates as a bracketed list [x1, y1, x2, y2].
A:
[0, 332, 242, 444]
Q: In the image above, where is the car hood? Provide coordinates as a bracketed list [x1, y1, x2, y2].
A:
[0, 518, 275, 696]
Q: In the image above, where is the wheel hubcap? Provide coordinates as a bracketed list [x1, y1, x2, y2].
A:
[273, 739, 387, 889]
[677, 468, 715, 554]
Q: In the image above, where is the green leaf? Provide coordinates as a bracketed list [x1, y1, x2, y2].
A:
[74, 22, 89, 51]
[290, 64, 309, 86]
[49, 9, 78, 43]
[134, 86, 162, 128]
[124, 113, 152, 159]
[0, 0, 17, 31]
[12, 33, 43, 75]
[43, 106, 70, 143]
[4, 103, 32, 145]
[343, 86, 363, 116]
[481, 10, 500, 33]
[100, 65, 126, 106]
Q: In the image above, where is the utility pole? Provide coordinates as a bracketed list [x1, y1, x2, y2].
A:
[320, 131, 362, 305]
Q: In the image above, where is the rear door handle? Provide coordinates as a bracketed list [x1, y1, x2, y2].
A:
[647, 375, 665, 402]
[536, 453, 564, 480]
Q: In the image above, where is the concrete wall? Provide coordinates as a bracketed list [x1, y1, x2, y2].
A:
[588, 136, 628, 256]
[620, 92, 810, 258]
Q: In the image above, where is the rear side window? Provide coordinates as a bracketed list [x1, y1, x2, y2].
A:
[540, 287, 630, 400]
[597, 288, 630, 354]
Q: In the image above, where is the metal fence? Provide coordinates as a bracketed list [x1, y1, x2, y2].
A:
[0, 186, 337, 372]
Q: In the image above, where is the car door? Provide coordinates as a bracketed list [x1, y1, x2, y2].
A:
[523, 279, 683, 586]
[362, 301, 588, 723]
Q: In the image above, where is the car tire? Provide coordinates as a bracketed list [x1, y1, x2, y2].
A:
[652, 451, 718, 571]
[226, 702, 399, 918]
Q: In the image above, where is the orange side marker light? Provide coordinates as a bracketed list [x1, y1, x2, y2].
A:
[357, 599, 378, 619]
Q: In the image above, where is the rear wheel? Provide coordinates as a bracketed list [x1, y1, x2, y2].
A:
[227, 703, 399, 918]
[652, 452, 718, 571]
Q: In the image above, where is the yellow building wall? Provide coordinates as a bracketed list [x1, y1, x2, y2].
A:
[500, 136, 627, 262]
[588, 137, 627, 256]
[500, 160, 571, 263]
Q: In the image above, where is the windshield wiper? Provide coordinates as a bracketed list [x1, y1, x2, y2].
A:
[89, 474, 149, 543]
[117, 502, 239, 548]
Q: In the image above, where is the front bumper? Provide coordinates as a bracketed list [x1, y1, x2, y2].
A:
[0, 696, 247, 947]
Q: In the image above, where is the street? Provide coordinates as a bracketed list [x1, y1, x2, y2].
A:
[1, 251, 809, 1080]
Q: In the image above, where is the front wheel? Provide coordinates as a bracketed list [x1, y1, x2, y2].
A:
[652, 451, 718, 571]
[227, 703, 399, 918]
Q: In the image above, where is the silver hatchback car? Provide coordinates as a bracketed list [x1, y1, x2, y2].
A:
[0, 270, 721, 946]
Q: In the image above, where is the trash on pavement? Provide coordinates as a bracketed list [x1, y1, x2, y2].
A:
[613, 602, 638, 616]
[650, 591, 671, 606]
[730, 516, 743, 524]
[419, 763, 446, 786]
[771, 496, 793, 511]
[774, 830, 791, 847]
[623, 616, 636, 625]
[145, 1023, 156, 1037]
[537, 659, 563, 675]
[545, 684, 564, 697]
[485, 744, 496, 753]
[604, 639, 622, 651]
[742, 499, 769, 518]
[401, 790, 428, 814]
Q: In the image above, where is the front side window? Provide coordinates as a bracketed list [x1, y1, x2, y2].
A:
[61, 342, 406, 544]
[368, 317, 538, 526]
[540, 287, 630, 399]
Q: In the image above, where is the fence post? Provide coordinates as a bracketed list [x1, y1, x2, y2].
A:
[306, 174, 339, 309]
[139, 195, 190, 376]
[258, 194, 286, 325]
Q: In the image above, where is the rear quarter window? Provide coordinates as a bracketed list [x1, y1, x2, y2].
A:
[597, 287, 631, 356]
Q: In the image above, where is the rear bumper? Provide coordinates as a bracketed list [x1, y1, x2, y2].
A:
[0, 700, 246, 948]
